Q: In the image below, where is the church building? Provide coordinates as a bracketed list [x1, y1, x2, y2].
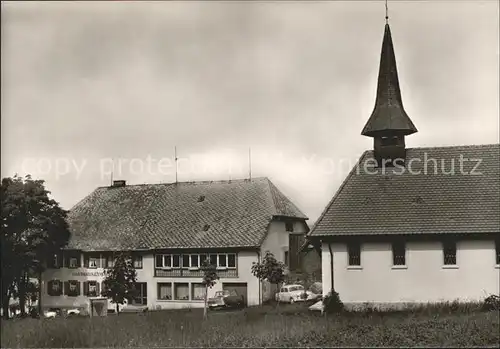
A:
[307, 21, 499, 307]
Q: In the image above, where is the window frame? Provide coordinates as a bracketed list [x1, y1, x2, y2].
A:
[157, 282, 173, 301]
[66, 280, 80, 297]
[443, 240, 457, 266]
[87, 281, 99, 297]
[173, 283, 190, 301]
[48, 280, 62, 296]
[154, 253, 237, 270]
[68, 256, 79, 269]
[106, 255, 115, 269]
[88, 256, 99, 269]
[285, 221, 294, 232]
[132, 255, 143, 269]
[191, 283, 205, 301]
[347, 242, 361, 267]
[392, 241, 406, 266]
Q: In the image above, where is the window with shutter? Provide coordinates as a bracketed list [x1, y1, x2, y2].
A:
[88, 281, 98, 297]
[48, 280, 62, 296]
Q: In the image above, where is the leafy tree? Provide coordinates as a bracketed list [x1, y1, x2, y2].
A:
[1, 175, 70, 319]
[101, 253, 138, 315]
[251, 251, 285, 307]
[201, 259, 219, 320]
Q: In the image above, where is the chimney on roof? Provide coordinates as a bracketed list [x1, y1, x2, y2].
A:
[112, 180, 126, 188]
[361, 23, 418, 167]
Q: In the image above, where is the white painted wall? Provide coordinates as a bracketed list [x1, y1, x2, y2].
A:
[259, 219, 309, 301]
[322, 239, 500, 304]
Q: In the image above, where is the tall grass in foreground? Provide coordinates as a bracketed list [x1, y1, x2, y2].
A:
[1, 303, 499, 348]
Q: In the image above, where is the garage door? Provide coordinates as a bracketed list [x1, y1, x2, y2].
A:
[223, 283, 248, 306]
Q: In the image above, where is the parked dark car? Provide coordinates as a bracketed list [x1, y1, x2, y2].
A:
[208, 290, 245, 310]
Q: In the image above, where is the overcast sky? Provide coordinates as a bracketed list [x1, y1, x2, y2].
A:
[1, 1, 498, 223]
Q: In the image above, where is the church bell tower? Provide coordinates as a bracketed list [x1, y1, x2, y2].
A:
[361, 21, 418, 166]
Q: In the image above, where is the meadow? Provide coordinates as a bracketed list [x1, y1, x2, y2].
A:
[1, 302, 499, 348]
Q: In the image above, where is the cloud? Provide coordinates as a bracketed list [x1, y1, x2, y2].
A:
[1, 1, 498, 223]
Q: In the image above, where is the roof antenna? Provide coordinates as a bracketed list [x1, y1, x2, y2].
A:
[174, 146, 178, 184]
[248, 147, 252, 181]
[385, 0, 389, 24]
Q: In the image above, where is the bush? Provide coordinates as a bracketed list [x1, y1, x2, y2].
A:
[482, 295, 500, 311]
[323, 290, 344, 314]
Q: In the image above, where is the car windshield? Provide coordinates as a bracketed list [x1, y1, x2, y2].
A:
[215, 290, 231, 297]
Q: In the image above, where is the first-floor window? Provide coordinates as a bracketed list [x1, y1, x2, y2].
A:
[284, 251, 289, 266]
[190, 254, 199, 268]
[347, 242, 361, 266]
[157, 283, 172, 300]
[218, 254, 227, 268]
[133, 255, 143, 269]
[50, 254, 60, 269]
[200, 254, 208, 265]
[69, 257, 79, 268]
[392, 241, 406, 266]
[209, 254, 217, 266]
[172, 255, 180, 268]
[87, 255, 100, 269]
[106, 255, 115, 268]
[227, 254, 236, 268]
[182, 255, 190, 268]
[174, 283, 189, 300]
[48, 280, 62, 296]
[443, 240, 457, 265]
[191, 283, 205, 300]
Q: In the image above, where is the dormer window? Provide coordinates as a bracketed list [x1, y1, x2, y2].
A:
[202, 224, 210, 231]
[198, 195, 205, 202]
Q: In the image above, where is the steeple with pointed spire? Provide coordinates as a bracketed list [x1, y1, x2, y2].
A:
[362, 21, 418, 166]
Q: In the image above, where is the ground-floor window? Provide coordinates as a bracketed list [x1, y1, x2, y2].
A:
[157, 283, 172, 300]
[84, 281, 100, 297]
[47, 280, 62, 296]
[191, 283, 205, 300]
[64, 280, 81, 297]
[174, 283, 189, 300]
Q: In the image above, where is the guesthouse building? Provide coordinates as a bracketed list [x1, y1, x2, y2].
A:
[41, 177, 309, 312]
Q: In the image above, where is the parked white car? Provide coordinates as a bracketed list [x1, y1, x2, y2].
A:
[275, 284, 315, 304]
[44, 310, 57, 318]
[67, 308, 81, 316]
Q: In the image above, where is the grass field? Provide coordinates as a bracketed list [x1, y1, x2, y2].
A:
[1, 303, 499, 348]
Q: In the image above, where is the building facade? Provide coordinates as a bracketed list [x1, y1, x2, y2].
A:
[41, 178, 309, 313]
[308, 22, 500, 307]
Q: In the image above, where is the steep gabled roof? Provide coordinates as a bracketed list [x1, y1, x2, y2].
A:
[310, 144, 500, 237]
[67, 177, 307, 251]
[362, 24, 418, 137]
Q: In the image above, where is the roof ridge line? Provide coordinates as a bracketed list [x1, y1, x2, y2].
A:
[96, 176, 270, 189]
[308, 150, 370, 236]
